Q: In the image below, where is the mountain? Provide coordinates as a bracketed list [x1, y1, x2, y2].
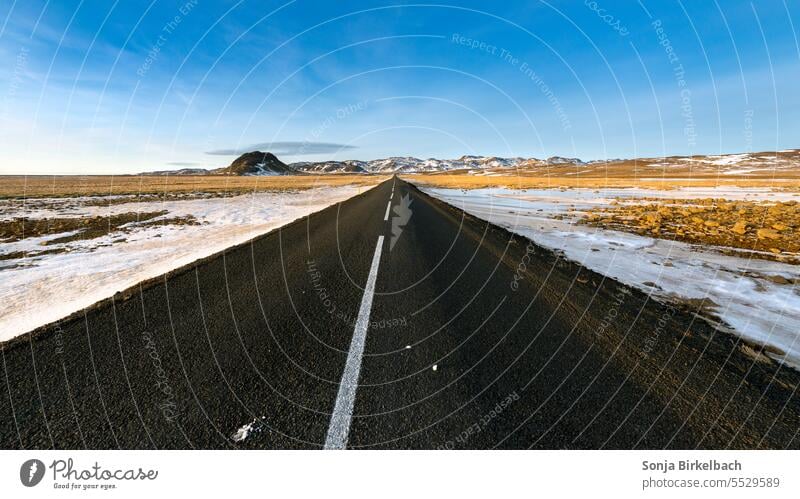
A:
[289, 160, 367, 173]
[139, 167, 212, 176]
[545, 156, 585, 165]
[214, 151, 295, 176]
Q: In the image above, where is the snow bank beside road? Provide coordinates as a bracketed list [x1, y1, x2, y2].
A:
[422, 186, 800, 370]
[0, 185, 370, 341]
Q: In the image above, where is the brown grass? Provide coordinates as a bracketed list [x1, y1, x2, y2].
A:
[0, 175, 386, 199]
[404, 167, 800, 190]
[0, 211, 202, 260]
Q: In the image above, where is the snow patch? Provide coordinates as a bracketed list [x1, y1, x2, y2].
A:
[707, 153, 751, 165]
[232, 416, 267, 442]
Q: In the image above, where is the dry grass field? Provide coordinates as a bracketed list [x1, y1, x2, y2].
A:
[0, 174, 386, 199]
[405, 168, 800, 190]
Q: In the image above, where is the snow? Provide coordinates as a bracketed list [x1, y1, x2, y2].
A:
[422, 186, 800, 370]
[0, 185, 370, 342]
[493, 186, 799, 203]
[723, 168, 759, 175]
[706, 153, 751, 165]
[232, 416, 267, 442]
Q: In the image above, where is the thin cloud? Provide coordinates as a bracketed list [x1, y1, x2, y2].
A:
[206, 141, 357, 156]
[166, 161, 202, 166]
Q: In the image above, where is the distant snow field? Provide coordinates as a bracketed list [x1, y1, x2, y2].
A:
[0, 185, 370, 342]
[422, 186, 800, 370]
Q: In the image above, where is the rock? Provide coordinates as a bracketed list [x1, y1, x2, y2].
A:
[757, 228, 780, 240]
[765, 274, 791, 285]
[731, 220, 748, 235]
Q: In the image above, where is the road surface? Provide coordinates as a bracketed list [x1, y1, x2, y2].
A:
[2, 178, 799, 449]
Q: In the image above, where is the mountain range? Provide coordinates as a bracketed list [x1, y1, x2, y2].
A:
[140, 152, 588, 175]
[140, 149, 800, 176]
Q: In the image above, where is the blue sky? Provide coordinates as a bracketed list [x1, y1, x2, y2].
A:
[0, 0, 798, 174]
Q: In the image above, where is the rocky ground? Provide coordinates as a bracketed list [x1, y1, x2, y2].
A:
[580, 198, 800, 263]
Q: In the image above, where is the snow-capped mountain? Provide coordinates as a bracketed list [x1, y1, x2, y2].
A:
[289, 160, 368, 173]
[288, 155, 585, 174]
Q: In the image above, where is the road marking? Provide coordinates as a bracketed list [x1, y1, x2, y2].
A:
[383, 200, 392, 221]
[324, 235, 385, 449]
[389, 191, 394, 201]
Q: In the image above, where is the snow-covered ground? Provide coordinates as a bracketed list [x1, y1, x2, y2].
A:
[422, 186, 800, 370]
[0, 185, 371, 341]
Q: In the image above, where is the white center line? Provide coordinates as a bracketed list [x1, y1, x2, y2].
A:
[324, 235, 385, 450]
[383, 200, 392, 221]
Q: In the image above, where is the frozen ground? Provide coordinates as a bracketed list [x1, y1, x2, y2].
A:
[422, 186, 800, 370]
[0, 185, 370, 341]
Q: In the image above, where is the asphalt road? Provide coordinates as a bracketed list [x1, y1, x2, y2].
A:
[2, 177, 799, 449]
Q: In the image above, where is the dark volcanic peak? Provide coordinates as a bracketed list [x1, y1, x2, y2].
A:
[216, 151, 294, 176]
